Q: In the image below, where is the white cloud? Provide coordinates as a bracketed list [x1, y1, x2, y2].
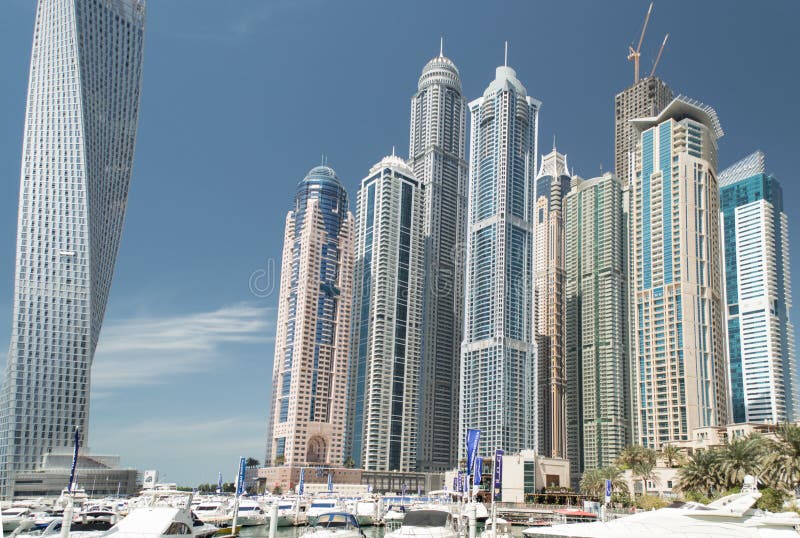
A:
[92, 303, 274, 389]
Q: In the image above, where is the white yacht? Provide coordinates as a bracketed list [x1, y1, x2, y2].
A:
[480, 517, 513, 538]
[383, 504, 408, 523]
[265, 498, 307, 526]
[3, 507, 33, 532]
[522, 476, 800, 538]
[193, 500, 231, 527]
[98, 505, 197, 538]
[307, 498, 341, 525]
[384, 509, 459, 538]
[353, 500, 379, 526]
[303, 512, 364, 538]
[233, 498, 267, 526]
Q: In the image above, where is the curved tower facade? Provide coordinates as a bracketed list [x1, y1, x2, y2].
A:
[266, 166, 354, 467]
[0, 0, 146, 498]
[409, 52, 468, 472]
[460, 65, 540, 458]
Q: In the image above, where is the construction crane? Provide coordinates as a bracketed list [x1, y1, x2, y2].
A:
[627, 2, 653, 83]
[649, 33, 669, 78]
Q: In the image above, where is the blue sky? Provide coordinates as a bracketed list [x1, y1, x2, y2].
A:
[0, 0, 798, 486]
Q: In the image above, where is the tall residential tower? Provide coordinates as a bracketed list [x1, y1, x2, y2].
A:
[266, 165, 354, 468]
[719, 151, 796, 423]
[347, 155, 424, 472]
[460, 63, 540, 457]
[0, 0, 146, 498]
[565, 173, 630, 485]
[630, 96, 728, 448]
[534, 147, 572, 458]
[408, 49, 468, 472]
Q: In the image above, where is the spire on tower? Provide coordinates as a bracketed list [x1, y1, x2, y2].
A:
[504, 41, 508, 66]
[440, 36, 444, 57]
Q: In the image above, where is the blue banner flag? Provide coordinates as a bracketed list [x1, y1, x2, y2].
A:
[298, 468, 305, 496]
[217, 472, 222, 494]
[236, 457, 247, 496]
[605, 479, 612, 501]
[327, 472, 333, 492]
[67, 429, 80, 493]
[465, 429, 481, 476]
[493, 449, 504, 501]
[475, 457, 483, 485]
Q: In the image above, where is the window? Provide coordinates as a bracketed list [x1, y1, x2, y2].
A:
[165, 523, 191, 535]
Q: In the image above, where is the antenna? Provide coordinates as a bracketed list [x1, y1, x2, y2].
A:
[627, 2, 653, 83]
[649, 33, 669, 78]
[440, 36, 444, 57]
[391, 145, 396, 157]
[504, 41, 508, 66]
[553, 134, 556, 151]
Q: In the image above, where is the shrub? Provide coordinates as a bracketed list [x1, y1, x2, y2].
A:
[683, 490, 711, 504]
[756, 487, 788, 513]
[636, 494, 668, 510]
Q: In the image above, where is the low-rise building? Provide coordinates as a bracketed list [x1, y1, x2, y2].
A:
[12, 452, 139, 498]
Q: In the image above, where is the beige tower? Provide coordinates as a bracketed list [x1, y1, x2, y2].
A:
[630, 97, 729, 449]
[266, 166, 354, 467]
[534, 148, 572, 458]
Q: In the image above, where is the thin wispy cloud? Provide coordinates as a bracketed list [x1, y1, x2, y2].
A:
[92, 303, 274, 390]
[232, 0, 325, 37]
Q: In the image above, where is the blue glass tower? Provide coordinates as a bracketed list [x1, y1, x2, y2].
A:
[460, 63, 540, 457]
[719, 151, 796, 423]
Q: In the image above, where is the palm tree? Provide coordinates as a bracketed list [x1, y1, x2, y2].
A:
[763, 423, 800, 491]
[717, 435, 766, 489]
[678, 449, 721, 497]
[616, 445, 657, 496]
[579, 469, 604, 497]
[660, 444, 683, 468]
[598, 466, 629, 495]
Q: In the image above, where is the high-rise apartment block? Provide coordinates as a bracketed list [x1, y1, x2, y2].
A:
[630, 96, 729, 448]
[347, 155, 424, 472]
[0, 0, 146, 498]
[534, 148, 572, 459]
[460, 64, 540, 458]
[564, 172, 630, 484]
[409, 51, 468, 472]
[266, 166, 354, 468]
[615, 77, 673, 183]
[719, 151, 797, 423]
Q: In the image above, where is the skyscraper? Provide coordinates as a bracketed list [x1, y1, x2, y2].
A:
[614, 77, 673, 183]
[0, 0, 146, 498]
[630, 96, 728, 448]
[460, 62, 540, 458]
[266, 165, 354, 468]
[564, 172, 630, 485]
[408, 49, 468, 472]
[719, 151, 796, 423]
[534, 147, 572, 458]
[347, 155, 424, 472]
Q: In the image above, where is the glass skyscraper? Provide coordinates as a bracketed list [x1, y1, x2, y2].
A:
[408, 50, 468, 472]
[630, 96, 729, 448]
[0, 0, 146, 498]
[533, 147, 572, 458]
[719, 151, 796, 423]
[564, 173, 630, 486]
[265, 165, 354, 468]
[460, 63, 540, 458]
[347, 155, 424, 472]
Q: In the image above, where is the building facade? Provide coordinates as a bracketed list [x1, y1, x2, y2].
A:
[408, 51, 468, 472]
[534, 147, 572, 458]
[630, 96, 729, 449]
[719, 151, 796, 423]
[460, 64, 540, 458]
[0, 0, 146, 498]
[266, 165, 354, 468]
[564, 173, 630, 486]
[614, 77, 673, 184]
[347, 155, 424, 472]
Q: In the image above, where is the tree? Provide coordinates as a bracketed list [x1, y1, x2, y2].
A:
[763, 423, 800, 491]
[678, 449, 721, 497]
[344, 457, 355, 469]
[717, 435, 766, 489]
[579, 469, 604, 497]
[616, 445, 657, 497]
[756, 487, 787, 513]
[275, 455, 286, 466]
[246, 458, 260, 468]
[660, 444, 683, 468]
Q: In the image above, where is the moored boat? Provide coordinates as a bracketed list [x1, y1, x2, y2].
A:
[302, 512, 364, 538]
[384, 509, 459, 538]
